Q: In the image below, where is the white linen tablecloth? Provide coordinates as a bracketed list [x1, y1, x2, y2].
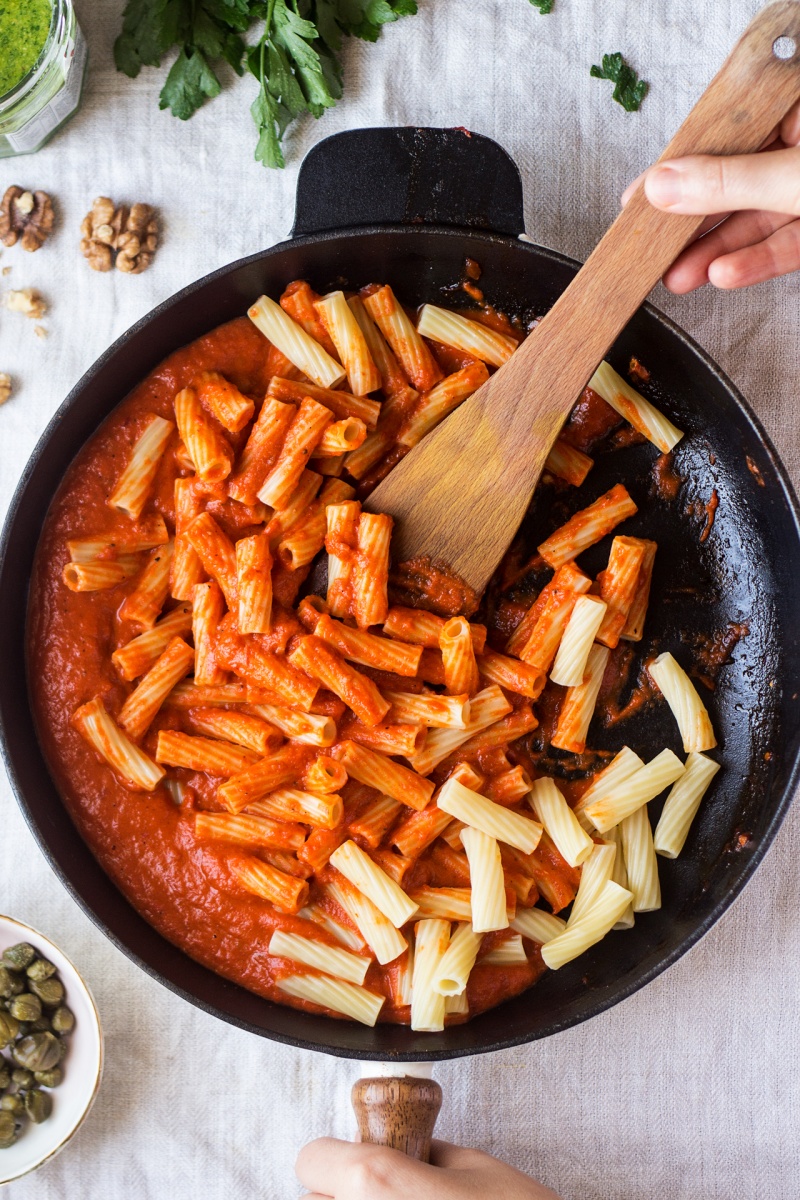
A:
[2, 1, 799, 1196]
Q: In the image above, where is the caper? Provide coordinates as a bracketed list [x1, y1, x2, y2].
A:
[34, 1067, 62, 1088]
[0, 967, 17, 999]
[31, 977, 64, 1008]
[56, 1036, 68, 1062]
[11, 1067, 34, 1089]
[0, 1012, 20, 1048]
[2, 944, 35, 972]
[51, 1006, 74, 1034]
[6, 974, 24, 997]
[0, 1093, 23, 1114]
[12, 1032, 60, 1072]
[0, 1063, 9, 1090]
[0, 1108, 18, 1148]
[10, 993, 42, 1023]
[24, 1089, 52, 1124]
[26, 958, 56, 984]
[30, 1015, 52, 1033]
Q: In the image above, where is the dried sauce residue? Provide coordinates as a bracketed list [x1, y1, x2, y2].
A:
[595, 643, 660, 726]
[746, 455, 766, 487]
[389, 555, 479, 617]
[560, 386, 623, 454]
[650, 452, 683, 502]
[628, 356, 651, 384]
[686, 488, 719, 543]
[684, 621, 749, 690]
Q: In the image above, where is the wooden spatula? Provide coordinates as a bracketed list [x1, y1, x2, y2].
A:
[365, 2, 800, 597]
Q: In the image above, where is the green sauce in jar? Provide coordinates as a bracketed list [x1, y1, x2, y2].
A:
[0, 0, 52, 99]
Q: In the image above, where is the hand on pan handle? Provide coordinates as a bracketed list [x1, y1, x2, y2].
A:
[296, 1138, 564, 1199]
[622, 98, 800, 292]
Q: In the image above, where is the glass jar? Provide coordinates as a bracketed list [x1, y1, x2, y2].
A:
[0, 0, 87, 159]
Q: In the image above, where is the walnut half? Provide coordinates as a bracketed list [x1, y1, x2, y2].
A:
[0, 187, 55, 252]
[80, 197, 158, 274]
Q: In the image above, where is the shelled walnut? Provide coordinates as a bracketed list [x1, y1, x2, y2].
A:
[0, 187, 55, 252]
[3, 288, 47, 319]
[80, 197, 158, 274]
[0, 374, 12, 406]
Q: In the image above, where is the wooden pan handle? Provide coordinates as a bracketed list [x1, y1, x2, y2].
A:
[352, 1075, 443, 1161]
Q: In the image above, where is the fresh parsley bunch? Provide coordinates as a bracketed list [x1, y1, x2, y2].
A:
[115, 0, 418, 168]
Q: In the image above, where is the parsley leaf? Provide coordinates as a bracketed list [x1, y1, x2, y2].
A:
[115, 0, 417, 165]
[590, 52, 648, 112]
[529, 0, 554, 13]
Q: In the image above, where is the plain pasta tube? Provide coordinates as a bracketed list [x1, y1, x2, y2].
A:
[549, 595, 607, 687]
[347, 294, 409, 394]
[276, 973, 384, 1026]
[511, 908, 566, 944]
[298, 902, 366, 953]
[118, 637, 195, 741]
[407, 886, 473, 921]
[584, 748, 685, 833]
[72, 696, 165, 791]
[325, 877, 407, 965]
[538, 484, 638, 570]
[588, 361, 684, 453]
[440, 617, 480, 695]
[248, 294, 346, 389]
[433, 922, 482, 996]
[620, 805, 661, 912]
[268, 929, 369, 986]
[173, 386, 233, 483]
[648, 652, 717, 753]
[603, 825, 635, 930]
[573, 747, 645, 831]
[480, 935, 528, 966]
[550, 643, 610, 754]
[528, 777, 594, 868]
[653, 752, 721, 858]
[567, 842, 617, 926]
[541, 880, 633, 969]
[437, 777, 542, 854]
[329, 840, 419, 927]
[315, 290, 381, 395]
[416, 303, 516, 366]
[108, 414, 174, 519]
[411, 919, 451, 1032]
[363, 285, 443, 392]
[460, 827, 508, 933]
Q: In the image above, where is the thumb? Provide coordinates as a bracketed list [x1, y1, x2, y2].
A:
[644, 146, 800, 216]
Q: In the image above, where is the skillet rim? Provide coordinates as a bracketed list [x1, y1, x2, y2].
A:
[2, 223, 799, 1061]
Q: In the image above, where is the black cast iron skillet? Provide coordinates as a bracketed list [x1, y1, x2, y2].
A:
[2, 128, 800, 1065]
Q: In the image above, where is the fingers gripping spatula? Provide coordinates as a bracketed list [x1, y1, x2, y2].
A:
[363, 3, 800, 599]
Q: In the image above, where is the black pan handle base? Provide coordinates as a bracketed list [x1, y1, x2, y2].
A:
[292, 126, 525, 238]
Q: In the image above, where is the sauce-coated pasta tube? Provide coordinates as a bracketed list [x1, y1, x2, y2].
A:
[596, 536, 646, 648]
[326, 500, 360, 619]
[280, 280, 339, 356]
[511, 908, 566, 944]
[311, 417, 367, 456]
[119, 542, 174, 630]
[477, 649, 545, 700]
[62, 556, 144, 593]
[541, 880, 633, 969]
[267, 374, 381, 429]
[363, 285, 443, 392]
[538, 485, 638, 570]
[174, 386, 234, 483]
[305, 612, 422, 678]
[194, 370, 254, 433]
[648, 652, 717, 753]
[171, 479, 206, 601]
[156, 730, 259, 776]
[386, 690, 470, 729]
[230, 854, 309, 913]
[588, 361, 683, 453]
[444, 705, 538, 764]
[653, 752, 720, 858]
[348, 793, 403, 848]
[304, 755, 347, 794]
[544, 438, 594, 487]
[257, 397, 332, 510]
[384, 606, 486, 652]
[325, 877, 407, 965]
[341, 718, 425, 758]
[216, 747, 303, 812]
[550, 643, 610, 754]
[248, 787, 343, 830]
[192, 580, 227, 686]
[277, 477, 355, 570]
[347, 294, 409, 395]
[108, 414, 174, 519]
[72, 696, 165, 791]
[119, 636, 195, 741]
[269, 929, 369, 986]
[408, 685, 513, 775]
[432, 922, 482, 996]
[397, 361, 490, 448]
[332, 739, 434, 811]
[515, 562, 593, 670]
[440, 616, 480, 695]
[549, 594, 607, 687]
[437, 778, 542, 854]
[315, 290, 381, 395]
[289, 636, 389, 727]
[248, 294, 346, 389]
[528, 777, 594, 868]
[236, 531, 273, 634]
[277, 973, 384, 1026]
[460, 827, 508, 933]
[391, 802, 453, 859]
[189, 708, 281, 755]
[195, 812, 305, 852]
[250, 702, 336, 747]
[411, 919, 451, 1032]
[416, 304, 516, 366]
[620, 539, 657, 642]
[584, 748, 685, 833]
[186, 513, 238, 610]
[112, 601, 193, 680]
[68, 514, 169, 563]
[227, 396, 296, 506]
[619, 805, 661, 912]
[330, 840, 419, 927]
[352, 512, 392, 630]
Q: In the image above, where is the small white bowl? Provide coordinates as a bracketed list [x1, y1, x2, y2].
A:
[0, 915, 103, 1185]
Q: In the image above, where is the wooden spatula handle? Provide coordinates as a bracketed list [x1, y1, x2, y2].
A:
[368, 3, 800, 592]
[352, 1075, 443, 1161]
